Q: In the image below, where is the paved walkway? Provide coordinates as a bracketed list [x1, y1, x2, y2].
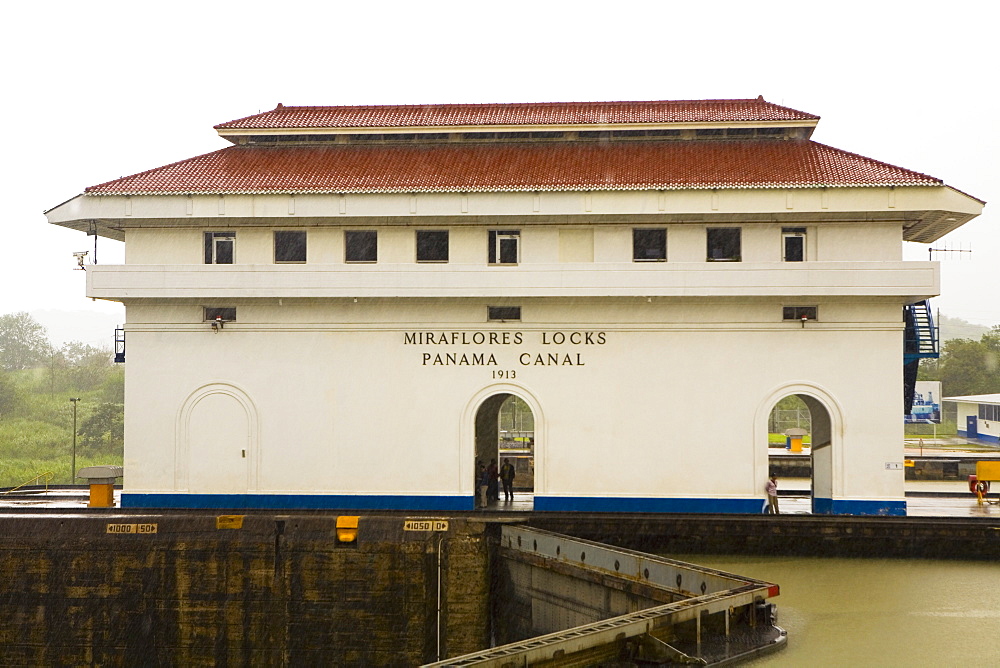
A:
[3, 487, 997, 518]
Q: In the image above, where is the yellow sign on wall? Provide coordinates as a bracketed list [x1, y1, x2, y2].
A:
[976, 461, 1000, 481]
[404, 519, 449, 532]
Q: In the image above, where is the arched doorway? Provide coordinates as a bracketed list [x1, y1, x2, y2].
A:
[177, 383, 258, 494]
[473, 392, 536, 509]
[761, 386, 839, 514]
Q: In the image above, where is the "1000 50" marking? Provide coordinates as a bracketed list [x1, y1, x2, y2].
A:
[106, 523, 158, 534]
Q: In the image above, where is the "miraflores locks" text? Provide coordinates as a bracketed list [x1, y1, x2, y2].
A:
[404, 331, 607, 346]
[406, 331, 607, 367]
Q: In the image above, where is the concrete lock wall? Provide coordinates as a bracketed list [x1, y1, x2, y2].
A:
[0, 515, 489, 665]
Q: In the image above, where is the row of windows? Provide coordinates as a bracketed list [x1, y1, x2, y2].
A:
[979, 404, 999, 421]
[206, 305, 818, 323]
[204, 227, 809, 265]
[243, 127, 796, 145]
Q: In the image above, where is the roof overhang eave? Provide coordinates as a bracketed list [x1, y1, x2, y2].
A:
[216, 118, 820, 140]
[901, 187, 986, 243]
[83, 181, 942, 197]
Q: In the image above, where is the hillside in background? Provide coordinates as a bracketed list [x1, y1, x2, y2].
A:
[31, 309, 124, 349]
[938, 314, 991, 342]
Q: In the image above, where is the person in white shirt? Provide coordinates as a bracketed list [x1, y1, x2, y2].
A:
[765, 475, 779, 514]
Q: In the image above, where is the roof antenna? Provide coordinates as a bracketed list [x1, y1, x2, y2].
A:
[928, 242, 973, 260]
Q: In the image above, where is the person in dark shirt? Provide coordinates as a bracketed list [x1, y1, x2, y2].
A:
[499, 458, 515, 502]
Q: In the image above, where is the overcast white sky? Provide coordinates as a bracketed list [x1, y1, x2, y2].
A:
[3, 0, 996, 326]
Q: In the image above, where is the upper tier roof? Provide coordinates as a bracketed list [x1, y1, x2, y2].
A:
[84, 140, 942, 195]
[214, 98, 819, 132]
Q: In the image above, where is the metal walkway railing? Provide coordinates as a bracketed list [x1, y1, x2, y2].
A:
[423, 526, 781, 667]
[1, 471, 54, 496]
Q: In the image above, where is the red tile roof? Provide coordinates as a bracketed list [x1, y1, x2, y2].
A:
[214, 99, 819, 130]
[84, 140, 942, 196]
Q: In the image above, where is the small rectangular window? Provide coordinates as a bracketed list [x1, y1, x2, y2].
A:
[204, 307, 237, 322]
[204, 232, 235, 264]
[488, 230, 520, 265]
[488, 306, 521, 321]
[783, 306, 818, 321]
[782, 227, 806, 262]
[274, 231, 307, 263]
[416, 230, 449, 262]
[633, 229, 667, 261]
[707, 228, 741, 261]
[345, 230, 377, 263]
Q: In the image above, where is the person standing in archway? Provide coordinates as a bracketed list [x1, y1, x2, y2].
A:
[765, 475, 780, 515]
[500, 458, 516, 502]
[478, 463, 490, 508]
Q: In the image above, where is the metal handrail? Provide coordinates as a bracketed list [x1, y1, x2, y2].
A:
[2, 471, 55, 496]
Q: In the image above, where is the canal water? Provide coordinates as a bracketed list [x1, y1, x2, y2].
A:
[671, 553, 1000, 666]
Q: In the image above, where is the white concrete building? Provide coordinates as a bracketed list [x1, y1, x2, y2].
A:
[46, 98, 983, 514]
[945, 394, 1000, 445]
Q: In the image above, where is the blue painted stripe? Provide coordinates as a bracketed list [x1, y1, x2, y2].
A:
[123, 493, 908, 516]
[121, 493, 474, 511]
[813, 497, 834, 515]
[814, 497, 906, 516]
[534, 496, 764, 514]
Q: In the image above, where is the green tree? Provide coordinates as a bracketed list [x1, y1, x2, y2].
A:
[41, 341, 113, 395]
[938, 338, 1000, 397]
[0, 371, 21, 417]
[0, 312, 52, 371]
[77, 402, 124, 453]
[99, 367, 125, 404]
[983, 326, 1000, 356]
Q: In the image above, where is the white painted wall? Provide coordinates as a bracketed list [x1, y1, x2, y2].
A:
[121, 221, 905, 266]
[57, 180, 973, 513]
[122, 298, 905, 507]
[953, 401, 1000, 442]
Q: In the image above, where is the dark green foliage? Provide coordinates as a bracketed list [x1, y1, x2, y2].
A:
[78, 402, 124, 452]
[0, 372, 22, 417]
[0, 312, 124, 485]
[918, 325, 1000, 397]
[0, 312, 52, 371]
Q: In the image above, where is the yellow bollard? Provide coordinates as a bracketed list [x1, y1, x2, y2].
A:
[76, 466, 123, 509]
[336, 516, 360, 543]
[88, 483, 115, 508]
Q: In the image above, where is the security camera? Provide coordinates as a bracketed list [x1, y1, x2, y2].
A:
[211, 316, 224, 332]
[72, 251, 89, 269]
